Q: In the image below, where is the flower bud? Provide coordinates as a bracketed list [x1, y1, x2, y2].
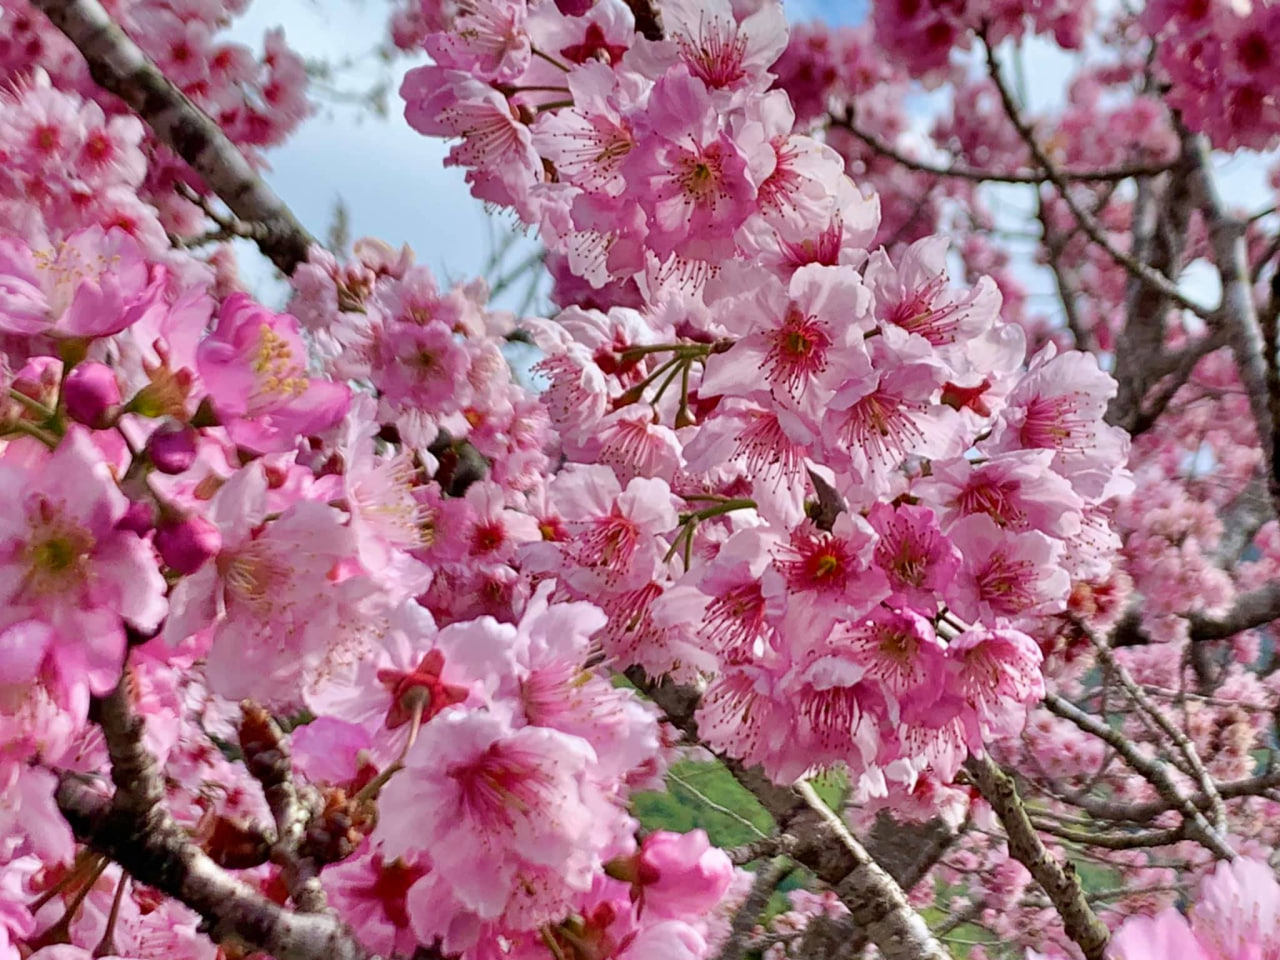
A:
[635, 830, 733, 919]
[12, 356, 62, 411]
[116, 499, 155, 536]
[63, 362, 121, 428]
[147, 421, 199, 474]
[155, 514, 221, 575]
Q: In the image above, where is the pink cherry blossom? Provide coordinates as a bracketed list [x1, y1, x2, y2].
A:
[946, 515, 1070, 624]
[378, 707, 627, 930]
[633, 830, 733, 920]
[195, 293, 350, 454]
[866, 501, 961, 613]
[0, 427, 165, 696]
[621, 67, 758, 264]
[0, 227, 163, 339]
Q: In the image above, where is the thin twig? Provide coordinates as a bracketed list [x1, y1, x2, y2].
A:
[980, 32, 1212, 322]
[828, 111, 1173, 185]
[1042, 692, 1235, 859]
[1081, 622, 1230, 836]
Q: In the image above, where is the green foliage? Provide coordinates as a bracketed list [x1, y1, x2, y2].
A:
[631, 759, 774, 848]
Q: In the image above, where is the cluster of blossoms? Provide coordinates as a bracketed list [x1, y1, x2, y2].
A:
[1143, 0, 1280, 151]
[755, 6, 1280, 959]
[870, 0, 1092, 79]
[0, 5, 751, 957]
[1106, 857, 1280, 960]
[396, 0, 1130, 813]
[0, 0, 310, 235]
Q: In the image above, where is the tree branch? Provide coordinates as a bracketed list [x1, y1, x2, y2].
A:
[792, 782, 954, 960]
[627, 669, 953, 960]
[1192, 581, 1280, 641]
[625, 668, 798, 820]
[980, 33, 1212, 323]
[57, 667, 373, 960]
[714, 857, 792, 960]
[1029, 820, 1186, 850]
[29, 0, 316, 275]
[965, 756, 1111, 960]
[1123, 328, 1228, 437]
[239, 702, 326, 913]
[1064, 769, 1280, 823]
[91, 672, 166, 816]
[622, 0, 663, 40]
[1082, 623, 1229, 835]
[828, 110, 1173, 185]
[1042, 693, 1235, 859]
[55, 778, 373, 960]
[1182, 126, 1280, 521]
[1108, 578, 1280, 649]
[1038, 196, 1092, 350]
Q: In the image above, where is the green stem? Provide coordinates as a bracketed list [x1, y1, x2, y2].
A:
[663, 499, 757, 566]
[531, 46, 572, 72]
[4, 420, 59, 448]
[506, 85, 573, 94]
[663, 520, 696, 565]
[688, 498, 757, 522]
[619, 341, 720, 364]
[675, 361, 694, 427]
[8, 387, 55, 421]
[650, 357, 687, 407]
[615, 356, 682, 407]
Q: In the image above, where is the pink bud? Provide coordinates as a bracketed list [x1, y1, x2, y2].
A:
[554, 0, 594, 13]
[63, 362, 121, 428]
[116, 499, 155, 536]
[155, 514, 221, 575]
[636, 830, 734, 920]
[13, 356, 62, 409]
[147, 421, 199, 474]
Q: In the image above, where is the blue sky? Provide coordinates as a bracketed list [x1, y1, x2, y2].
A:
[225, 0, 1265, 317]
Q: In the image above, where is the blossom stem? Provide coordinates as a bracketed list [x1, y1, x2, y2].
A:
[93, 874, 129, 958]
[530, 46, 572, 72]
[663, 520, 696, 565]
[7, 387, 56, 421]
[674, 361, 694, 427]
[503, 85, 573, 95]
[352, 694, 426, 804]
[32, 856, 110, 948]
[614, 356, 683, 407]
[648, 356, 688, 407]
[4, 420, 60, 448]
[618, 340, 728, 364]
[535, 99, 575, 112]
[540, 927, 570, 960]
[664, 499, 757, 565]
[26, 851, 106, 914]
[686, 499, 757, 522]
